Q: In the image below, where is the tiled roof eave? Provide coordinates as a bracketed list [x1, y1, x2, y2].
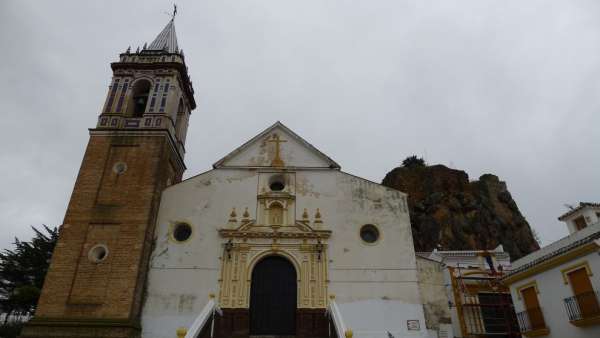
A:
[504, 232, 600, 281]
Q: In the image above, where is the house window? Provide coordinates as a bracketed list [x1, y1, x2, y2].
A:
[574, 216, 587, 231]
[567, 267, 600, 319]
[519, 285, 546, 330]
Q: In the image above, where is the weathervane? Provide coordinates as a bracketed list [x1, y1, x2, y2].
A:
[165, 4, 178, 19]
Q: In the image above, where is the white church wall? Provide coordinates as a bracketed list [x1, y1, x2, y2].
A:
[218, 129, 333, 168]
[141, 168, 258, 338]
[141, 160, 427, 337]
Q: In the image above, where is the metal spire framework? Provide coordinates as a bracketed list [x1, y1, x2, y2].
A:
[147, 17, 179, 53]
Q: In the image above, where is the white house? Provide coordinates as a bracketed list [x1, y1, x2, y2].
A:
[503, 203, 600, 338]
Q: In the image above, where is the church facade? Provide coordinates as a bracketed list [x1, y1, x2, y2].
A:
[22, 18, 433, 338]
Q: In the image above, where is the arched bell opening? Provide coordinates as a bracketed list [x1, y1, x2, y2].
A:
[127, 79, 152, 117]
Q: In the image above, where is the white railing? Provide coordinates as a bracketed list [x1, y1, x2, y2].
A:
[176, 294, 222, 338]
[328, 295, 353, 338]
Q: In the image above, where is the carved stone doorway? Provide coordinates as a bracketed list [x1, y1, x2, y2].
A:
[249, 256, 297, 335]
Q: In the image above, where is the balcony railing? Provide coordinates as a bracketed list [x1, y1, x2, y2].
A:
[516, 307, 547, 333]
[564, 290, 600, 322]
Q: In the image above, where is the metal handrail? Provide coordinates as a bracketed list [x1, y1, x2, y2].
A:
[564, 290, 600, 321]
[176, 294, 222, 338]
[328, 295, 353, 338]
[516, 307, 546, 332]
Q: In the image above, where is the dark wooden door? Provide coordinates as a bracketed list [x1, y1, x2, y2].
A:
[250, 256, 297, 335]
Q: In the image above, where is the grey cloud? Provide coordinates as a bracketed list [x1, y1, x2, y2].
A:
[1, 0, 598, 250]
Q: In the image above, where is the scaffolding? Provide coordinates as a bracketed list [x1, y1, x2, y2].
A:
[449, 264, 521, 338]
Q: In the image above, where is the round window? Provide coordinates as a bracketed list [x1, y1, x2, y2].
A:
[270, 181, 285, 191]
[88, 244, 109, 263]
[269, 175, 285, 191]
[360, 224, 380, 244]
[113, 162, 127, 175]
[173, 223, 192, 242]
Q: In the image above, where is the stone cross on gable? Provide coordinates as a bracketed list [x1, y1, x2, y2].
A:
[268, 133, 287, 167]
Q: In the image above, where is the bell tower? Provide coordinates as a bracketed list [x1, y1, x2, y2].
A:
[22, 17, 195, 338]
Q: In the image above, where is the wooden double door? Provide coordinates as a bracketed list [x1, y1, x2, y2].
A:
[250, 256, 297, 335]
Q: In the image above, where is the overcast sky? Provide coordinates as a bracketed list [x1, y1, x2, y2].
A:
[1, 0, 598, 251]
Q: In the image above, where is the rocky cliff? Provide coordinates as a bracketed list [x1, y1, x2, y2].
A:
[382, 164, 539, 260]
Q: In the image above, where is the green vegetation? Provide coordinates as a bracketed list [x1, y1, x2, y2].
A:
[402, 155, 426, 168]
[0, 225, 58, 337]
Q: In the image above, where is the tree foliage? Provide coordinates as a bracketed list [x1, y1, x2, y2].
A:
[402, 155, 426, 168]
[0, 225, 58, 322]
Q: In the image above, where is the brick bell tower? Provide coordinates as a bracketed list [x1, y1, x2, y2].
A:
[22, 17, 195, 338]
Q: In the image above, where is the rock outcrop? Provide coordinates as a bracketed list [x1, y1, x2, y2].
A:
[382, 164, 539, 260]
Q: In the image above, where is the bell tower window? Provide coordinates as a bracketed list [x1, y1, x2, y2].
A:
[128, 80, 151, 117]
[175, 100, 184, 139]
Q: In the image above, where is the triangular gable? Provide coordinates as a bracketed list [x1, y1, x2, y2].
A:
[213, 121, 341, 169]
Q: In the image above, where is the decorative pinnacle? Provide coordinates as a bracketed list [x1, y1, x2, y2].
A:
[176, 328, 187, 338]
[229, 207, 237, 223]
[314, 208, 323, 224]
[126, 46, 131, 53]
[302, 208, 309, 220]
[242, 207, 250, 221]
[143, 42, 147, 50]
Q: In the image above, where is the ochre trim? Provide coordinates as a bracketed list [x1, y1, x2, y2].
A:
[516, 281, 539, 300]
[448, 267, 468, 337]
[570, 315, 600, 327]
[504, 242, 599, 285]
[561, 261, 593, 285]
[522, 327, 550, 337]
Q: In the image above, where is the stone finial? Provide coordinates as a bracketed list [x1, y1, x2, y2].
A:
[136, 46, 140, 53]
[242, 207, 250, 221]
[345, 330, 353, 338]
[126, 46, 131, 53]
[143, 42, 147, 50]
[314, 208, 323, 224]
[176, 328, 187, 338]
[302, 208, 309, 221]
[228, 207, 237, 223]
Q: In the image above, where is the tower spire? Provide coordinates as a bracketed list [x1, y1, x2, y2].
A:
[147, 15, 179, 53]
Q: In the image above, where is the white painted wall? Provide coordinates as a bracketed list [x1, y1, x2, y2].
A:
[139, 123, 430, 338]
[509, 251, 600, 338]
[563, 208, 600, 234]
[140, 168, 428, 338]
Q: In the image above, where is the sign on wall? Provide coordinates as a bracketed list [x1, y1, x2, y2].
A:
[407, 320, 420, 331]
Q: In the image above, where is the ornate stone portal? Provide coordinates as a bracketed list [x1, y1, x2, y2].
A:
[218, 219, 330, 309]
[215, 170, 331, 337]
